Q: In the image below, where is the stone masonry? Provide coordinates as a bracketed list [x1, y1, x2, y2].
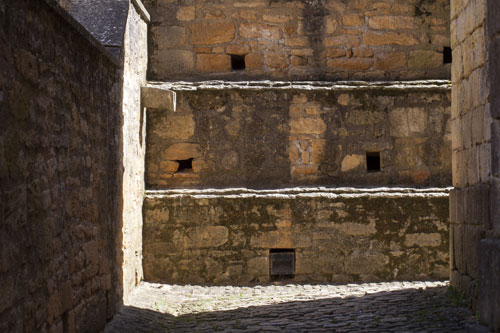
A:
[143, 188, 450, 285]
[5, 0, 500, 331]
[450, 0, 500, 331]
[144, 0, 450, 81]
[0, 0, 123, 331]
[145, 81, 451, 189]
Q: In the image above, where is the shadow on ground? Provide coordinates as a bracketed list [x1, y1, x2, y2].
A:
[105, 285, 480, 332]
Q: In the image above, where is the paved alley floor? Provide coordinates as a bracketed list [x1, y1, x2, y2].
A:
[105, 281, 481, 332]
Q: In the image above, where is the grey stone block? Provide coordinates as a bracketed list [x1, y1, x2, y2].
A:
[478, 238, 500, 331]
[489, 38, 500, 119]
[492, 120, 500, 177]
[491, 177, 500, 232]
[487, 0, 500, 38]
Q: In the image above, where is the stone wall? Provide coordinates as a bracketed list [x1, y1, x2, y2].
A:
[143, 0, 450, 81]
[449, 0, 491, 312]
[0, 0, 122, 331]
[449, 0, 500, 330]
[145, 82, 451, 189]
[481, 0, 500, 329]
[143, 188, 450, 284]
[120, 0, 150, 304]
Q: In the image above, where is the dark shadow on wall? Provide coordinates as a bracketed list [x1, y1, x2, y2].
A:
[105, 286, 479, 332]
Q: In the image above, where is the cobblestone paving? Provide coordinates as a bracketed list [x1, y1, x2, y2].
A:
[106, 281, 480, 332]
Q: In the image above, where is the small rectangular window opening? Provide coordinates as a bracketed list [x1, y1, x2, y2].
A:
[366, 152, 381, 172]
[443, 47, 452, 64]
[270, 249, 295, 280]
[230, 54, 246, 70]
[176, 158, 193, 172]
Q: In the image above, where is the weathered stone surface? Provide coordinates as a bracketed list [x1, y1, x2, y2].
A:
[189, 22, 235, 45]
[185, 226, 229, 248]
[143, 189, 450, 284]
[176, 6, 195, 21]
[363, 32, 419, 46]
[290, 118, 326, 134]
[146, 84, 451, 189]
[409, 50, 443, 69]
[163, 143, 202, 160]
[141, 87, 176, 111]
[196, 54, 231, 71]
[145, 0, 450, 80]
[341, 154, 364, 172]
[240, 23, 280, 39]
[0, 0, 140, 330]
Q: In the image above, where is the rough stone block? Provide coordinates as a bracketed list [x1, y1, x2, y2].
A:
[152, 26, 187, 48]
[492, 121, 500, 177]
[342, 14, 364, 27]
[363, 32, 418, 46]
[239, 23, 280, 39]
[369, 16, 419, 30]
[290, 118, 326, 135]
[163, 143, 202, 160]
[176, 6, 195, 21]
[491, 177, 500, 233]
[478, 238, 500, 331]
[374, 52, 406, 70]
[189, 22, 235, 45]
[327, 58, 372, 71]
[185, 226, 229, 248]
[154, 50, 194, 74]
[196, 54, 231, 71]
[404, 233, 442, 247]
[408, 50, 443, 69]
[141, 87, 176, 111]
[489, 37, 500, 119]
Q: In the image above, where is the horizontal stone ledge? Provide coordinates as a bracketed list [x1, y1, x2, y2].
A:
[146, 80, 451, 92]
[145, 187, 452, 199]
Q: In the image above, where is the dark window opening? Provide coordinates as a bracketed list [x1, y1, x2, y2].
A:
[270, 249, 295, 280]
[443, 47, 452, 64]
[230, 54, 246, 70]
[176, 158, 193, 172]
[366, 152, 381, 172]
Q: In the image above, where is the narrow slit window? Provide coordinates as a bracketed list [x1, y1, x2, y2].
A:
[270, 249, 295, 280]
[366, 152, 381, 172]
[176, 158, 193, 172]
[230, 54, 246, 70]
[443, 47, 452, 64]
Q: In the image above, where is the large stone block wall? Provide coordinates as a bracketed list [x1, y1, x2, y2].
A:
[145, 82, 452, 189]
[143, 0, 450, 81]
[449, 0, 491, 312]
[0, 0, 122, 331]
[143, 188, 450, 284]
[481, 0, 500, 329]
[451, 0, 500, 330]
[120, 0, 150, 305]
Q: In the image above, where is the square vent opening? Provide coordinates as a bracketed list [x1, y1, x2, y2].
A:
[230, 54, 246, 70]
[270, 249, 295, 280]
[366, 152, 381, 172]
[176, 158, 193, 173]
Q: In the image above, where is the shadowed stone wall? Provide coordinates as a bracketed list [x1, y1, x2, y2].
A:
[450, 0, 500, 330]
[143, 0, 450, 81]
[0, 0, 123, 331]
[145, 82, 451, 189]
[143, 188, 450, 284]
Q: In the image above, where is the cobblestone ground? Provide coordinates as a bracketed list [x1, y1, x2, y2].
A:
[106, 281, 481, 332]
